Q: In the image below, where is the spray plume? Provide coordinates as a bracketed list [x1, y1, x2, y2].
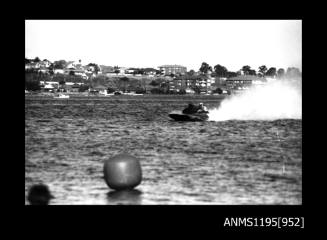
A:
[208, 78, 302, 121]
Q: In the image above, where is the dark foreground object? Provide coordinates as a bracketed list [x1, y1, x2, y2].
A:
[169, 110, 209, 122]
[103, 153, 142, 190]
[27, 184, 54, 205]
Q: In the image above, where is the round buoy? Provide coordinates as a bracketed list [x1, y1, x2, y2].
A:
[27, 184, 54, 205]
[103, 153, 142, 190]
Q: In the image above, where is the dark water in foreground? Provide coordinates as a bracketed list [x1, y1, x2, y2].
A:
[25, 95, 302, 205]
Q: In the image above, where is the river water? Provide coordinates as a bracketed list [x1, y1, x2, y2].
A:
[25, 95, 302, 205]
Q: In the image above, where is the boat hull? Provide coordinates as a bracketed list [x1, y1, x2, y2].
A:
[168, 111, 208, 122]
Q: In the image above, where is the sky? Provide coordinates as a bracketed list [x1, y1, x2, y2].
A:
[25, 20, 302, 72]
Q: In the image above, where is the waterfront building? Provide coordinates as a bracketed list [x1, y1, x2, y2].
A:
[54, 69, 65, 74]
[170, 75, 211, 93]
[226, 75, 267, 90]
[158, 65, 187, 75]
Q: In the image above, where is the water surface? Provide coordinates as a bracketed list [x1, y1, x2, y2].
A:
[25, 95, 302, 204]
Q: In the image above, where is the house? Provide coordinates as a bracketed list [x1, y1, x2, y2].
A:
[64, 68, 75, 75]
[210, 77, 228, 92]
[65, 82, 75, 86]
[185, 88, 195, 94]
[38, 68, 49, 74]
[43, 84, 55, 92]
[214, 77, 227, 85]
[63, 85, 73, 92]
[65, 61, 75, 69]
[226, 75, 267, 90]
[125, 68, 136, 74]
[25, 62, 40, 69]
[66, 60, 83, 69]
[158, 65, 187, 76]
[172, 75, 211, 93]
[143, 68, 158, 76]
[252, 77, 268, 85]
[39, 60, 52, 68]
[41, 81, 59, 91]
[105, 72, 118, 77]
[118, 67, 127, 74]
[74, 82, 85, 86]
[100, 65, 115, 74]
[198, 77, 211, 88]
[63, 68, 88, 79]
[93, 85, 108, 94]
[54, 69, 65, 74]
[71, 83, 81, 92]
[74, 70, 88, 79]
[25, 63, 33, 70]
[86, 65, 95, 72]
[40, 81, 59, 86]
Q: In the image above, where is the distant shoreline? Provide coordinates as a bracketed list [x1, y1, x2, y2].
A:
[25, 93, 228, 100]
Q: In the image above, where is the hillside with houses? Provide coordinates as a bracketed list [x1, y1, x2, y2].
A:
[25, 57, 301, 96]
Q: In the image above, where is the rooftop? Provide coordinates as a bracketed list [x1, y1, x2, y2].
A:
[227, 75, 267, 81]
[174, 75, 209, 80]
[158, 65, 186, 68]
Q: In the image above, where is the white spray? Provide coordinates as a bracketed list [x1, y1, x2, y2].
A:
[208, 78, 302, 121]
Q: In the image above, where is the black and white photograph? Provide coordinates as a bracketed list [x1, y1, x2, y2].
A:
[25, 20, 302, 206]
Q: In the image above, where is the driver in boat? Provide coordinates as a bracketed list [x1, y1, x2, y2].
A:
[182, 103, 208, 114]
[198, 103, 208, 112]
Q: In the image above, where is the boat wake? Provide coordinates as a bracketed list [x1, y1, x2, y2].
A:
[208, 78, 302, 121]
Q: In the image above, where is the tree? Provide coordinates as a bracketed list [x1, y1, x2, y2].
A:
[191, 86, 201, 94]
[79, 85, 90, 92]
[286, 67, 301, 78]
[258, 65, 267, 76]
[87, 63, 100, 75]
[59, 80, 66, 85]
[241, 66, 256, 75]
[48, 63, 54, 70]
[34, 57, 41, 62]
[248, 69, 256, 76]
[178, 89, 186, 95]
[94, 65, 100, 75]
[277, 68, 285, 78]
[199, 62, 212, 75]
[143, 68, 157, 75]
[150, 88, 165, 94]
[149, 80, 160, 86]
[155, 69, 164, 75]
[160, 82, 169, 93]
[25, 75, 41, 91]
[53, 60, 67, 69]
[213, 88, 223, 94]
[266, 67, 277, 77]
[226, 71, 237, 78]
[25, 80, 41, 91]
[107, 87, 116, 93]
[188, 70, 195, 76]
[214, 64, 228, 77]
[241, 65, 252, 75]
[69, 71, 75, 76]
[119, 77, 129, 92]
